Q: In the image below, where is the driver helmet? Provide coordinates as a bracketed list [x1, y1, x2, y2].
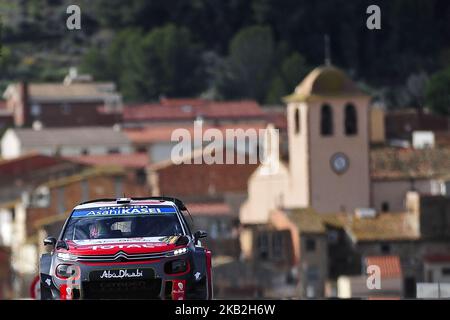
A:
[89, 220, 108, 239]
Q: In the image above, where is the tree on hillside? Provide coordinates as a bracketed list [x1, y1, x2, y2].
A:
[81, 25, 205, 102]
[217, 25, 275, 102]
[140, 24, 205, 99]
[425, 67, 450, 116]
[265, 52, 310, 104]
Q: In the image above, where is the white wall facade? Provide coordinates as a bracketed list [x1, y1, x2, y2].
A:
[20, 145, 132, 157]
[0, 208, 13, 246]
[372, 179, 435, 212]
[1, 129, 21, 159]
[424, 262, 450, 283]
[239, 164, 290, 224]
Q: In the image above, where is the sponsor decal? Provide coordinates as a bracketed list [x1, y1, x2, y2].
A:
[89, 268, 154, 281]
[172, 280, 186, 300]
[59, 284, 73, 300]
[72, 205, 177, 217]
[90, 243, 167, 251]
[194, 272, 201, 280]
[100, 269, 143, 279]
[73, 237, 165, 246]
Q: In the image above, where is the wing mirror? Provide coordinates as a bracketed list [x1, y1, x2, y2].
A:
[194, 230, 207, 245]
[43, 237, 57, 247]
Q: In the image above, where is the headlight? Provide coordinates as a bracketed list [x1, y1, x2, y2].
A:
[164, 259, 188, 274]
[57, 252, 78, 262]
[56, 264, 75, 279]
[173, 247, 188, 256]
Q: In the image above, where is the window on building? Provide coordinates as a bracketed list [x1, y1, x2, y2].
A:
[135, 169, 147, 185]
[344, 103, 358, 135]
[305, 237, 316, 252]
[320, 104, 333, 136]
[306, 266, 319, 282]
[210, 221, 219, 239]
[257, 233, 269, 260]
[81, 180, 89, 202]
[57, 187, 66, 214]
[114, 176, 124, 198]
[381, 202, 390, 212]
[441, 180, 450, 196]
[31, 186, 50, 208]
[108, 148, 120, 154]
[294, 108, 300, 134]
[380, 243, 391, 254]
[62, 103, 71, 115]
[286, 268, 297, 285]
[272, 232, 284, 260]
[427, 270, 434, 282]
[442, 267, 450, 276]
[31, 104, 41, 116]
[327, 230, 339, 244]
[137, 146, 148, 154]
[404, 277, 416, 298]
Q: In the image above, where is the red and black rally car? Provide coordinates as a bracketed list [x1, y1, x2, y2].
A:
[39, 197, 212, 300]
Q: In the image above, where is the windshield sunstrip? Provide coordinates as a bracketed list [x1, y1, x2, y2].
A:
[72, 205, 177, 218]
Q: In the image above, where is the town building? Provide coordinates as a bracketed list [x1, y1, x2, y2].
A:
[2, 68, 122, 128]
[0, 246, 12, 299]
[239, 65, 450, 298]
[1, 126, 132, 159]
[148, 146, 259, 260]
[385, 109, 450, 142]
[124, 122, 267, 164]
[0, 153, 149, 298]
[123, 98, 267, 127]
[0, 100, 14, 131]
[67, 152, 150, 187]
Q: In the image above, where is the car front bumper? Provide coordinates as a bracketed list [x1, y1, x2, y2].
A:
[44, 254, 206, 300]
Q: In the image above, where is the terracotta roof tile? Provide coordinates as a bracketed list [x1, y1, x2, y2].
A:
[435, 131, 450, 147]
[123, 99, 265, 122]
[124, 123, 267, 144]
[186, 202, 232, 216]
[322, 212, 420, 241]
[28, 82, 118, 102]
[365, 256, 402, 278]
[280, 207, 419, 242]
[264, 109, 288, 130]
[160, 98, 209, 107]
[152, 147, 258, 196]
[67, 153, 149, 169]
[0, 153, 69, 177]
[288, 208, 326, 234]
[370, 146, 450, 180]
[12, 127, 131, 148]
[424, 255, 450, 263]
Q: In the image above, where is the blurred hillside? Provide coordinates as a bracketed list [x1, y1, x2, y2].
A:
[0, 0, 450, 114]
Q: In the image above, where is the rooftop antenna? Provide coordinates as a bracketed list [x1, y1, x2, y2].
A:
[324, 34, 332, 66]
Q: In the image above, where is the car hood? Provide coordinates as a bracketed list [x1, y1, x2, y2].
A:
[60, 236, 183, 256]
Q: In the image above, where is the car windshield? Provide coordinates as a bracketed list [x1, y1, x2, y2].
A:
[62, 205, 184, 240]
